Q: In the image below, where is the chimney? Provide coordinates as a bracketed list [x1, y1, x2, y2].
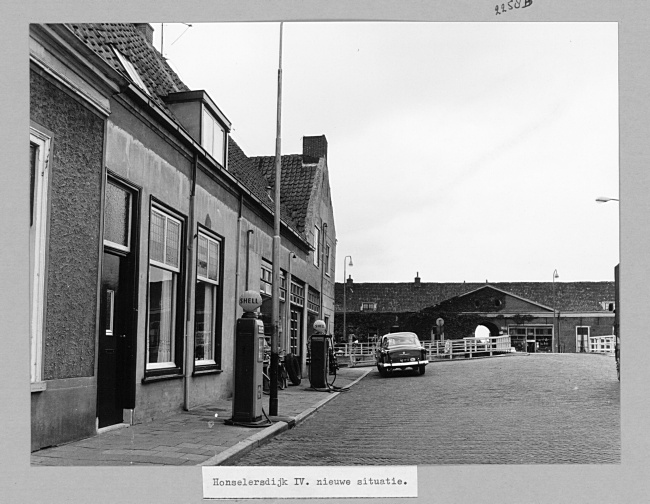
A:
[415, 272, 421, 285]
[346, 275, 353, 285]
[303, 135, 328, 164]
[135, 24, 154, 45]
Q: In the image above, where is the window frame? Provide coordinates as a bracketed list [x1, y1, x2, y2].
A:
[313, 226, 320, 267]
[194, 228, 224, 371]
[145, 203, 185, 377]
[201, 107, 226, 167]
[307, 287, 320, 314]
[290, 279, 305, 308]
[324, 243, 331, 277]
[113, 47, 151, 97]
[260, 261, 273, 297]
[103, 179, 133, 252]
[29, 125, 52, 388]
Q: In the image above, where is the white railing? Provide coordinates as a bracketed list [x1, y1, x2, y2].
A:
[334, 342, 377, 367]
[332, 335, 513, 366]
[424, 335, 513, 360]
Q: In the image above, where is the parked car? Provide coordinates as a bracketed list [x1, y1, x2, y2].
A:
[375, 332, 428, 377]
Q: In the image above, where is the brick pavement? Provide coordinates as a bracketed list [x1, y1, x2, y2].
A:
[30, 367, 370, 466]
[232, 353, 620, 465]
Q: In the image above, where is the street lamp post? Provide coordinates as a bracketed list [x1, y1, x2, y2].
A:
[269, 22, 284, 417]
[343, 255, 353, 346]
[552, 269, 559, 352]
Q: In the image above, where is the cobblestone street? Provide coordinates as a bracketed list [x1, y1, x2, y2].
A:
[232, 353, 620, 465]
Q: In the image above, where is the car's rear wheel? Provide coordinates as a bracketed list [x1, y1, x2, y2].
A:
[419, 365, 426, 375]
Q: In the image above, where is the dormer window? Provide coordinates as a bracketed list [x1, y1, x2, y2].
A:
[202, 108, 226, 166]
[113, 48, 151, 97]
[361, 302, 377, 312]
[163, 91, 231, 169]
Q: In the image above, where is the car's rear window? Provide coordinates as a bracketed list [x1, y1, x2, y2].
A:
[384, 335, 419, 347]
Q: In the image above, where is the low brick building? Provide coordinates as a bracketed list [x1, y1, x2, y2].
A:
[334, 274, 615, 354]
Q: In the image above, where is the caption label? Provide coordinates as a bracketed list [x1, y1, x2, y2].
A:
[202, 465, 418, 499]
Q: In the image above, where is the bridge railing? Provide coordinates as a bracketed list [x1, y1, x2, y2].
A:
[333, 342, 377, 367]
[424, 335, 513, 360]
[332, 335, 513, 366]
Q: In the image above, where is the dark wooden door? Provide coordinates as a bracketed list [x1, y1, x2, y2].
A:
[97, 179, 137, 428]
[97, 252, 134, 427]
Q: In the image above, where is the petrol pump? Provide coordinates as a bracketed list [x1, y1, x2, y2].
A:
[309, 319, 329, 388]
[229, 290, 266, 426]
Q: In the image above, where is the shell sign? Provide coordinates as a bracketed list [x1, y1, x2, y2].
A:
[313, 320, 327, 333]
[239, 290, 262, 313]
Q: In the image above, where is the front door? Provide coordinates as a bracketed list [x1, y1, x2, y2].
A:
[97, 178, 137, 428]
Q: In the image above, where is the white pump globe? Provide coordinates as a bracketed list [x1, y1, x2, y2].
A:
[239, 290, 262, 313]
[313, 320, 327, 333]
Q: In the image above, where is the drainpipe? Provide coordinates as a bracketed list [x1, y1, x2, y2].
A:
[232, 194, 244, 391]
[245, 229, 254, 290]
[287, 253, 296, 353]
[183, 153, 198, 411]
[320, 223, 327, 320]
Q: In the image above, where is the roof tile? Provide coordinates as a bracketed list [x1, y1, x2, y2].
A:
[335, 281, 615, 313]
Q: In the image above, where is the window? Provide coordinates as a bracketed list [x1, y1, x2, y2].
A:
[361, 302, 377, 312]
[260, 262, 272, 296]
[313, 226, 320, 267]
[104, 181, 132, 251]
[290, 280, 305, 307]
[113, 48, 151, 97]
[280, 270, 287, 302]
[147, 207, 183, 371]
[600, 301, 615, 311]
[195, 232, 222, 367]
[308, 288, 320, 314]
[324, 244, 331, 276]
[30, 127, 51, 386]
[202, 108, 226, 167]
[508, 325, 553, 353]
[290, 309, 301, 355]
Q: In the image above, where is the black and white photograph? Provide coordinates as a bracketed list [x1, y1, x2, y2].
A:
[4, 1, 650, 504]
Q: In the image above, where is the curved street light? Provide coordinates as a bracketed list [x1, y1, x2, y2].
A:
[343, 255, 353, 345]
[595, 196, 619, 203]
[595, 195, 619, 378]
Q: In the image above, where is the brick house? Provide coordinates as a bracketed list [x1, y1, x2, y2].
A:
[30, 23, 336, 451]
[334, 274, 615, 354]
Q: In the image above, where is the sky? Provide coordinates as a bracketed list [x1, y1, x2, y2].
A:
[154, 21, 619, 284]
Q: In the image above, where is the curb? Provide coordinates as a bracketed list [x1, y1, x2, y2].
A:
[200, 368, 372, 466]
[199, 421, 289, 466]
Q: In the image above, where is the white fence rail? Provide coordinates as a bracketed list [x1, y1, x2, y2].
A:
[334, 342, 377, 367]
[333, 335, 513, 366]
[424, 335, 513, 360]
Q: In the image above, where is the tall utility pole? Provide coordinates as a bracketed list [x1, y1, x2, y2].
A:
[270, 22, 284, 417]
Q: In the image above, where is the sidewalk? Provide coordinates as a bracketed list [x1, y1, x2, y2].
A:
[30, 367, 370, 467]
